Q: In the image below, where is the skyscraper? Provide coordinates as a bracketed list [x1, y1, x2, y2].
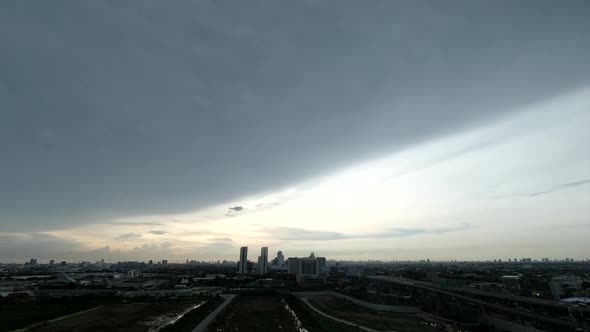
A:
[238, 246, 248, 274]
[258, 246, 268, 274]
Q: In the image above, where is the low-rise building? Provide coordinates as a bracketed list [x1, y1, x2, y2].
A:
[501, 275, 521, 290]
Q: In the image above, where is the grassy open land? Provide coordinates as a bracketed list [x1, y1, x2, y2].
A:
[307, 296, 444, 332]
[208, 294, 307, 332]
[337, 289, 416, 306]
[28, 300, 201, 332]
[160, 296, 225, 332]
[283, 294, 357, 332]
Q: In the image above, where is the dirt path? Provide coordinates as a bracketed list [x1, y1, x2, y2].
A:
[191, 294, 236, 332]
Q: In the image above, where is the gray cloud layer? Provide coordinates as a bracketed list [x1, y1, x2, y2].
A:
[1, 1, 589, 231]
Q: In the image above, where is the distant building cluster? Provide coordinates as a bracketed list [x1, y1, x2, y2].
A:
[236, 246, 327, 286]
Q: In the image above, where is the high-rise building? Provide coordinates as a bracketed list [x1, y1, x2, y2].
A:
[258, 247, 268, 274]
[29, 258, 37, 265]
[316, 257, 326, 275]
[238, 246, 248, 274]
[287, 257, 299, 274]
[162, 260, 168, 265]
[287, 253, 327, 276]
[301, 257, 316, 274]
[49, 259, 55, 265]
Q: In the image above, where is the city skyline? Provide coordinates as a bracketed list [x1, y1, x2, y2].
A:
[1, 1, 589, 263]
[5, 249, 589, 266]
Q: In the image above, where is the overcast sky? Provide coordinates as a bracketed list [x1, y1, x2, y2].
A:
[1, 1, 589, 262]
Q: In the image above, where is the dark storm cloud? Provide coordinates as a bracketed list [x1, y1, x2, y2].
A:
[1, 1, 589, 231]
[226, 206, 246, 217]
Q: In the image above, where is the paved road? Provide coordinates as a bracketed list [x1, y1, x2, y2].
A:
[368, 276, 576, 328]
[450, 286, 590, 312]
[299, 297, 389, 332]
[192, 294, 236, 332]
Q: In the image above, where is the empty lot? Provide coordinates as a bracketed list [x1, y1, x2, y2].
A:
[31, 301, 201, 332]
[208, 294, 304, 332]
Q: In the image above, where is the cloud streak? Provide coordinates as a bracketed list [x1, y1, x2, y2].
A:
[263, 224, 470, 241]
[114, 232, 142, 240]
[529, 179, 590, 197]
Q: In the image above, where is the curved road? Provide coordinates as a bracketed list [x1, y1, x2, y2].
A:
[300, 297, 393, 332]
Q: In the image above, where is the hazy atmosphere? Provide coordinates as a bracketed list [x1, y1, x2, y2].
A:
[1, 1, 589, 263]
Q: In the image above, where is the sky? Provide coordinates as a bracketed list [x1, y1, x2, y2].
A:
[0, 1, 589, 263]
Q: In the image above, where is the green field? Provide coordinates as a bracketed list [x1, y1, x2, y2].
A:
[307, 296, 443, 332]
[283, 294, 357, 332]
